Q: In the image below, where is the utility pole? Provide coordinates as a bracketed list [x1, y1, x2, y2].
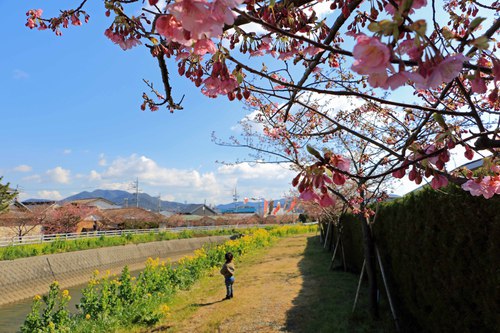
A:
[158, 193, 161, 213]
[130, 178, 140, 208]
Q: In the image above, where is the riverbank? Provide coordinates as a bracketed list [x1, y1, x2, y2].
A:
[0, 235, 229, 306]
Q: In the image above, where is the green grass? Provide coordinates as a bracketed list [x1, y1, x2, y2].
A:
[0, 228, 236, 261]
[285, 236, 396, 333]
[145, 234, 395, 333]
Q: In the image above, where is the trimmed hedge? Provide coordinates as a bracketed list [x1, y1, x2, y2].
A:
[334, 185, 499, 333]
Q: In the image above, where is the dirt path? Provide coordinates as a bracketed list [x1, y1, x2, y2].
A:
[163, 234, 313, 333]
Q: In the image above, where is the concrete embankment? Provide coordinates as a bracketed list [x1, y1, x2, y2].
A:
[0, 235, 230, 306]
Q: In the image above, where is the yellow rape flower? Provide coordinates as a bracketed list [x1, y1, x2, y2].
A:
[85, 314, 91, 320]
[33, 294, 42, 301]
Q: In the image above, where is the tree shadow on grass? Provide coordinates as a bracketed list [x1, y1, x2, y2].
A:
[284, 236, 394, 333]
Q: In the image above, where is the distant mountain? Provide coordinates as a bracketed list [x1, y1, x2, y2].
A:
[63, 190, 188, 212]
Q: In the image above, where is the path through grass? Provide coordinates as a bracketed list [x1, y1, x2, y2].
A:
[139, 233, 394, 333]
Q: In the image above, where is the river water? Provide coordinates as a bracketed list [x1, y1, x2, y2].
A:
[0, 249, 193, 333]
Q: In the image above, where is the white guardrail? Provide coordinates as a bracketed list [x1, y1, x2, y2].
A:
[0, 222, 317, 247]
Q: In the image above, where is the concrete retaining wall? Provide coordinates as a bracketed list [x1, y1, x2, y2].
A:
[0, 235, 230, 306]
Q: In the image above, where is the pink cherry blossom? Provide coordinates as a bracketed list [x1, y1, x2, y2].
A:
[464, 145, 474, 160]
[471, 76, 487, 94]
[386, 72, 408, 90]
[319, 193, 336, 207]
[332, 172, 346, 185]
[299, 189, 320, 202]
[462, 177, 500, 199]
[368, 72, 389, 88]
[398, 39, 423, 60]
[424, 144, 439, 164]
[404, 55, 468, 89]
[330, 154, 350, 172]
[26, 18, 36, 29]
[156, 14, 191, 45]
[430, 174, 448, 189]
[278, 51, 294, 60]
[303, 45, 322, 57]
[392, 168, 406, 179]
[193, 38, 217, 55]
[352, 35, 391, 76]
[427, 55, 467, 89]
[202, 76, 238, 97]
[212, 0, 243, 26]
[71, 14, 82, 26]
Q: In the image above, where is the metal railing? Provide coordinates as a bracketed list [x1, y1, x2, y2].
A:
[0, 223, 314, 247]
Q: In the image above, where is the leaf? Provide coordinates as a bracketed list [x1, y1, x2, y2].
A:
[306, 145, 323, 160]
[468, 17, 486, 33]
[433, 113, 447, 129]
[471, 36, 489, 50]
[368, 22, 381, 33]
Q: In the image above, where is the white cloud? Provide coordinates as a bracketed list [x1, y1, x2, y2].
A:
[103, 154, 218, 189]
[218, 162, 295, 180]
[231, 109, 265, 134]
[22, 174, 42, 183]
[98, 153, 107, 166]
[37, 190, 63, 200]
[92, 154, 295, 203]
[13, 165, 32, 172]
[89, 170, 102, 181]
[312, 1, 334, 18]
[46, 167, 71, 184]
[13, 69, 29, 80]
[63, 149, 72, 154]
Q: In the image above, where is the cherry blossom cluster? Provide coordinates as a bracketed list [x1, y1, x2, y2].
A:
[26, 8, 89, 36]
[293, 147, 351, 208]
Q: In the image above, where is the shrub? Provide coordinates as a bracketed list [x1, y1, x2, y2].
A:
[333, 185, 499, 332]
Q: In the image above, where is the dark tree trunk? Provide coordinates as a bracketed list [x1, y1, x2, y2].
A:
[360, 215, 379, 318]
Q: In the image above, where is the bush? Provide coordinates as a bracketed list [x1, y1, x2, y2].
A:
[334, 185, 499, 332]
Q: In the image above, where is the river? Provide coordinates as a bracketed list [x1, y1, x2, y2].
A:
[0, 249, 194, 333]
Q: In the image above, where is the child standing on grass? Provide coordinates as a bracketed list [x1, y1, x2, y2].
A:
[220, 252, 235, 300]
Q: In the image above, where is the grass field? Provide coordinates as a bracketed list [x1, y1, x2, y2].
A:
[140, 234, 395, 333]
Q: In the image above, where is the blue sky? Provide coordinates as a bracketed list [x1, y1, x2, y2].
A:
[0, 1, 298, 205]
[1, 1, 483, 205]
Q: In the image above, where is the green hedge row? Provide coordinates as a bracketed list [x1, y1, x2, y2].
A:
[334, 185, 499, 332]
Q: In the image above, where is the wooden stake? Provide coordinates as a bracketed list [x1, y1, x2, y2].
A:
[329, 235, 341, 270]
[341, 236, 346, 272]
[376, 246, 401, 333]
[352, 259, 366, 313]
[323, 221, 331, 249]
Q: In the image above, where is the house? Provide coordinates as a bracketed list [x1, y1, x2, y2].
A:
[163, 213, 217, 227]
[178, 204, 218, 217]
[0, 200, 42, 238]
[101, 207, 165, 229]
[67, 197, 121, 210]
